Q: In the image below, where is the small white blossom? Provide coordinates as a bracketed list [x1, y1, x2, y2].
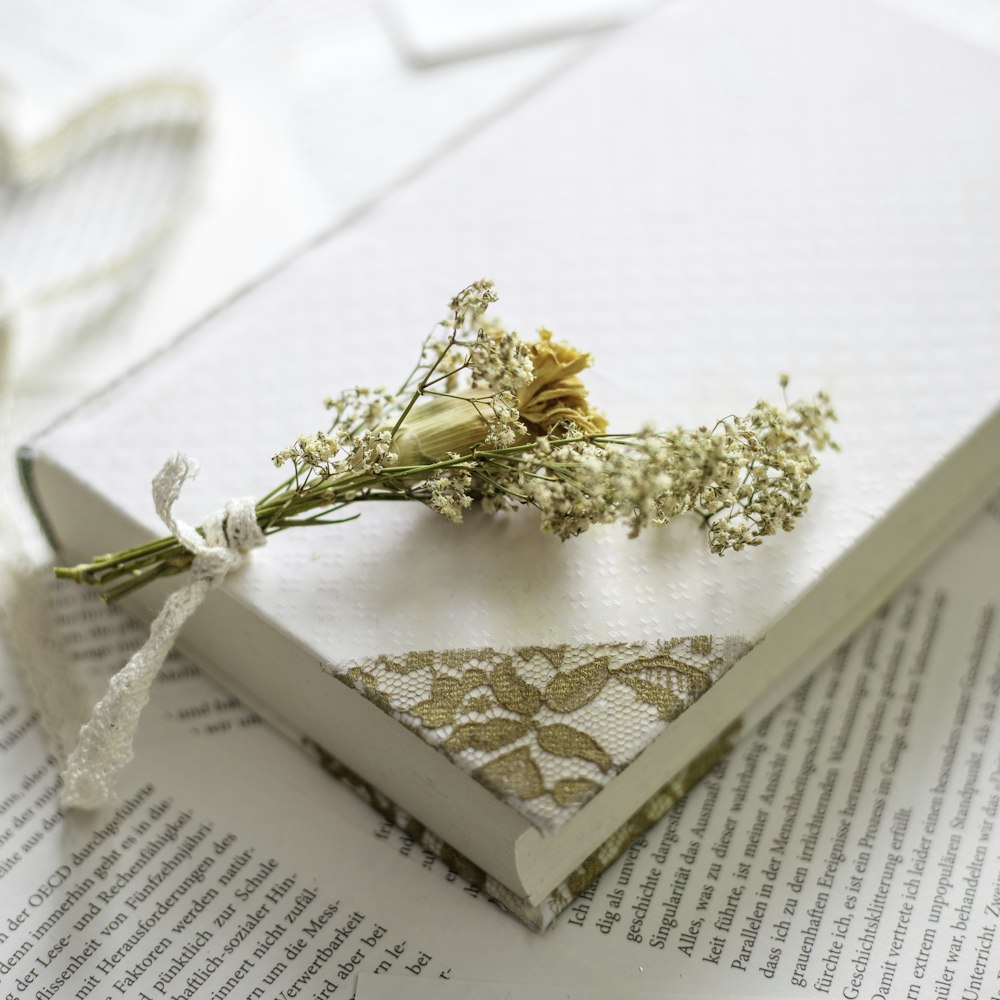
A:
[469, 325, 534, 393]
[517, 437, 613, 539]
[428, 461, 474, 523]
[484, 390, 527, 449]
[324, 387, 400, 430]
[354, 429, 398, 474]
[446, 279, 498, 329]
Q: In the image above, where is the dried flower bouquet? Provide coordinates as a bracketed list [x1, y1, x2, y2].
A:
[57, 279, 836, 602]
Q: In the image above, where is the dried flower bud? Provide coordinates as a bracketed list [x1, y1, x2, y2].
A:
[390, 389, 497, 467]
[517, 329, 606, 435]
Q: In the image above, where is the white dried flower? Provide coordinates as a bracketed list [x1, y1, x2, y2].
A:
[518, 436, 613, 539]
[355, 429, 398, 474]
[469, 324, 534, 393]
[428, 461, 474, 523]
[324, 387, 400, 431]
[446, 279, 498, 329]
[484, 390, 527, 449]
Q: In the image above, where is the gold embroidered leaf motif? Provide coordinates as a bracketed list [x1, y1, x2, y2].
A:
[411, 668, 490, 727]
[517, 644, 567, 669]
[490, 659, 543, 715]
[431, 675, 465, 700]
[671, 665, 712, 702]
[551, 777, 601, 807]
[610, 651, 681, 674]
[411, 675, 466, 727]
[479, 747, 545, 799]
[464, 694, 494, 715]
[444, 718, 530, 753]
[613, 655, 712, 700]
[536, 724, 612, 772]
[619, 676, 686, 721]
[461, 667, 489, 691]
[375, 650, 434, 675]
[544, 656, 610, 713]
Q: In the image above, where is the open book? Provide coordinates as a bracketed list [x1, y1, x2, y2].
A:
[20, 0, 1000, 928]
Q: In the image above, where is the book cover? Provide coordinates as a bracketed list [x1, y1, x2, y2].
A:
[20, 0, 1000, 928]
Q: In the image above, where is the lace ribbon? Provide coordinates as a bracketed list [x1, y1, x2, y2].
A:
[61, 454, 265, 810]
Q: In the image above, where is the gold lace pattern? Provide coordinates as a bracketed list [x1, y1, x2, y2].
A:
[332, 635, 748, 831]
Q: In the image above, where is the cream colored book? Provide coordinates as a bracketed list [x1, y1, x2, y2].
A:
[20, 0, 1000, 929]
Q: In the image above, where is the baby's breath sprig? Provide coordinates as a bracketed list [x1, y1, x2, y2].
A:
[55, 280, 836, 600]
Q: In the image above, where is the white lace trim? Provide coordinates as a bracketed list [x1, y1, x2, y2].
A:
[60, 454, 264, 810]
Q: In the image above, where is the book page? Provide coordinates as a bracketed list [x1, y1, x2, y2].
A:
[2, 497, 998, 997]
[526, 495, 1000, 997]
[0, 584, 615, 997]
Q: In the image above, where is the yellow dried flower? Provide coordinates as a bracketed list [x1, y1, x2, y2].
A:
[519, 329, 606, 435]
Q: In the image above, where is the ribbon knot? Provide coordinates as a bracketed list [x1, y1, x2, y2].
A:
[193, 501, 260, 582]
[153, 453, 265, 582]
[61, 454, 265, 810]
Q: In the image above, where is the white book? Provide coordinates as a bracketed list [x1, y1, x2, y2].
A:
[20, 0, 1000, 929]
